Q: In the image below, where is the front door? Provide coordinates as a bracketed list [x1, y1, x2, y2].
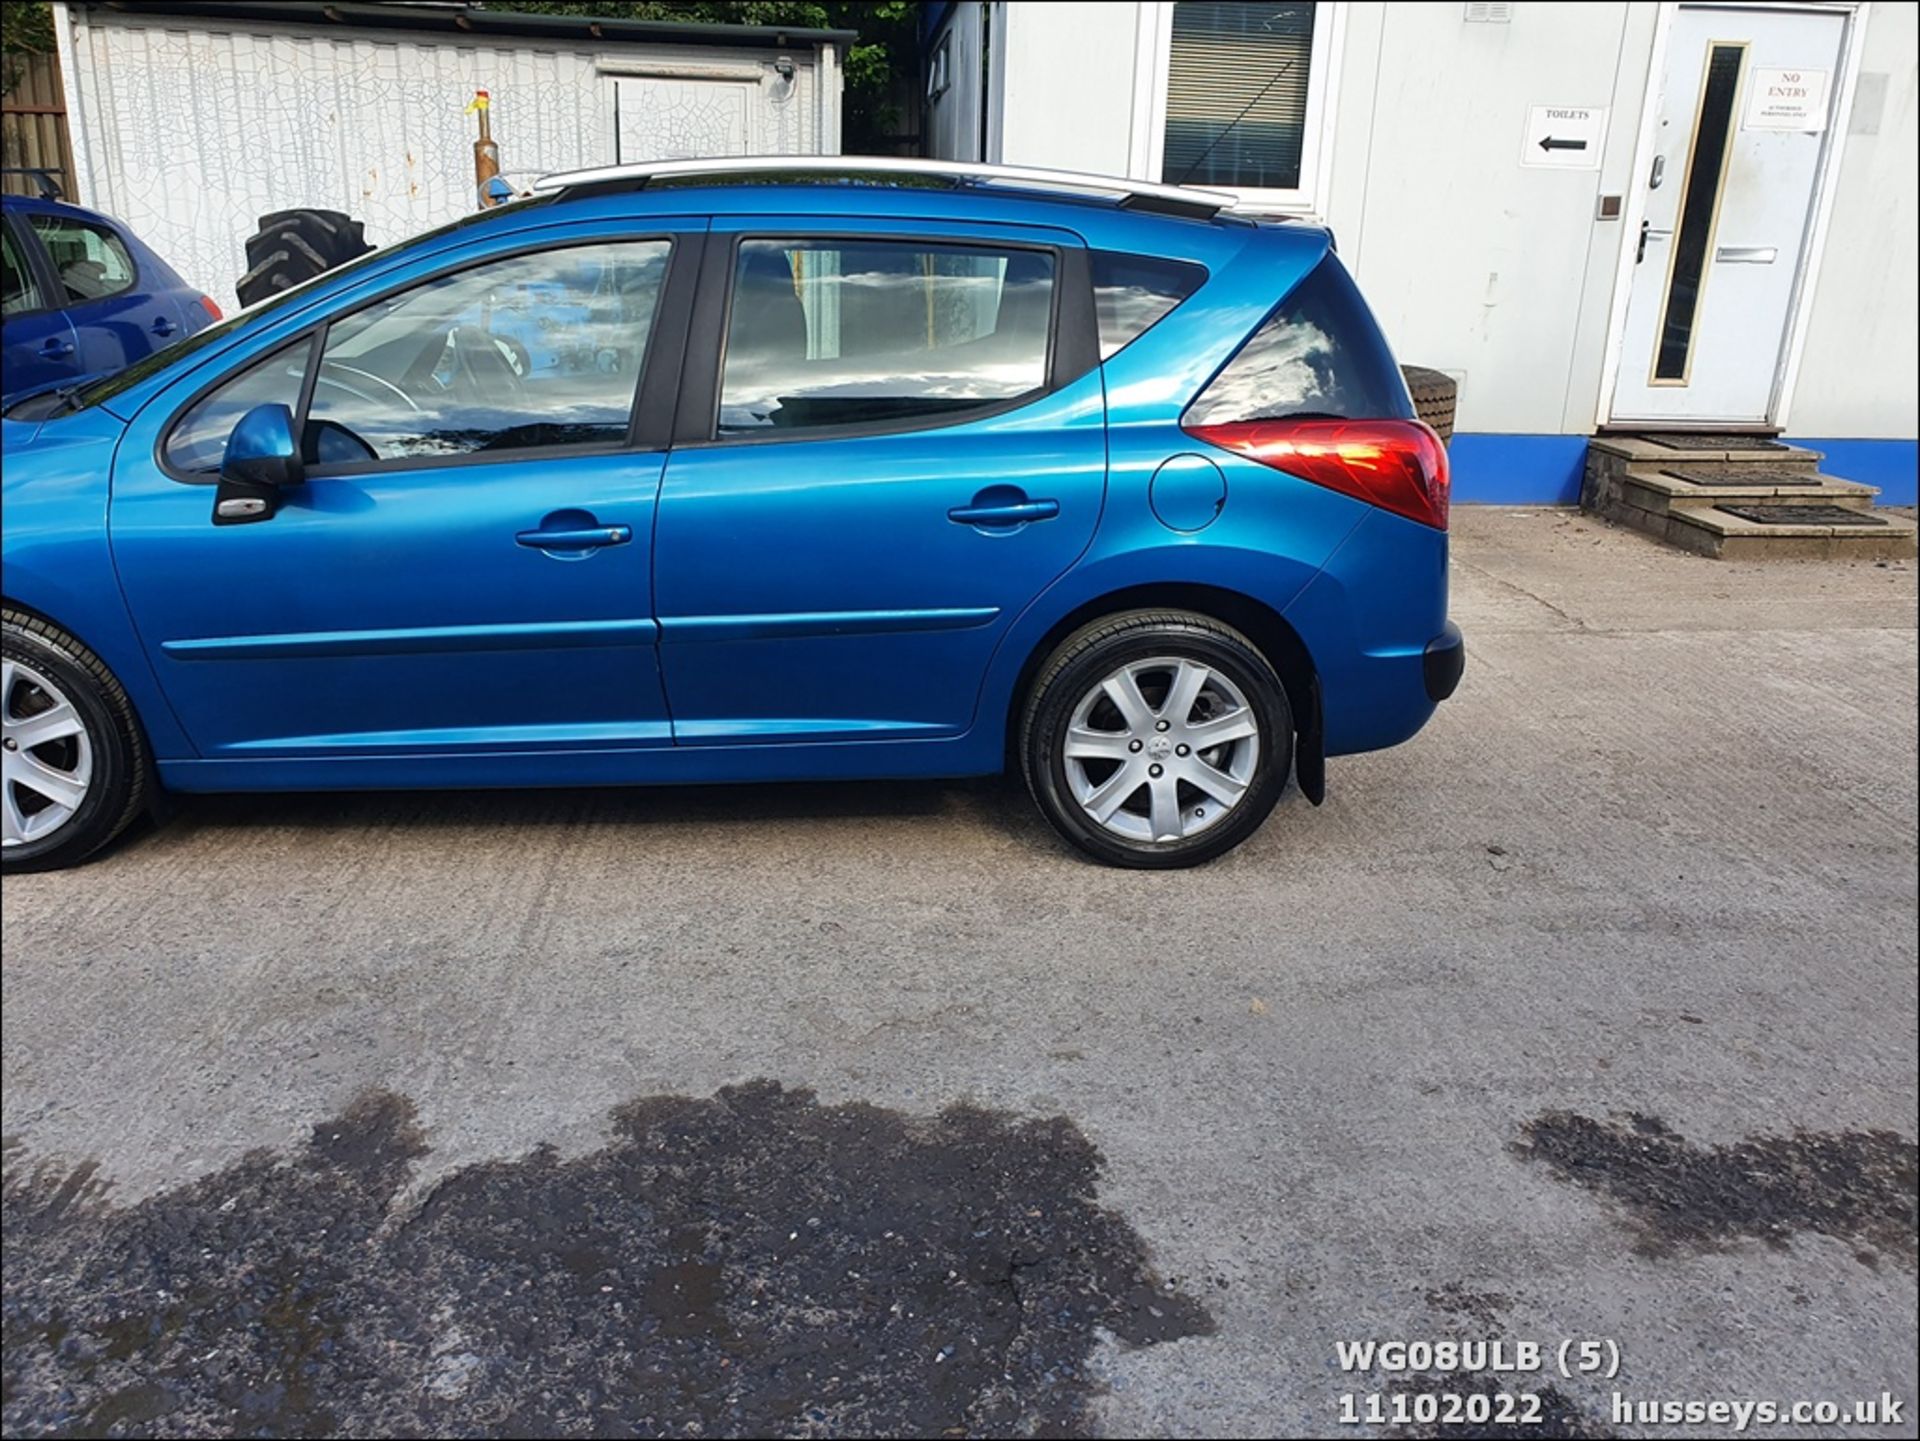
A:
[1611, 4, 1847, 424]
[110, 229, 695, 760]
[653, 220, 1106, 744]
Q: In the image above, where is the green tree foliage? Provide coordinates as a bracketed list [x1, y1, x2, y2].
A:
[1, 1, 55, 56]
[511, 2, 918, 152]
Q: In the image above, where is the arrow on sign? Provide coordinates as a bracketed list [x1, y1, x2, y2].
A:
[1537, 136, 1588, 152]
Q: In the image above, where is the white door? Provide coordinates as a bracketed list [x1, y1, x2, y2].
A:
[1611, 5, 1847, 424]
[613, 76, 753, 162]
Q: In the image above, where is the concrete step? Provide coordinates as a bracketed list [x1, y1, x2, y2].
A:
[1588, 433, 1825, 467]
[1583, 434, 1913, 557]
[1664, 503, 1917, 560]
[1618, 465, 1878, 513]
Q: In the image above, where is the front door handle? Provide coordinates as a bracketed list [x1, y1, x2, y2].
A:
[515, 524, 631, 550]
[948, 499, 1059, 527]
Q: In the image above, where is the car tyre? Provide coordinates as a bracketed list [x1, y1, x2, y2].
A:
[2, 610, 150, 873]
[236, 208, 372, 307]
[1020, 610, 1292, 869]
[1401, 364, 1457, 446]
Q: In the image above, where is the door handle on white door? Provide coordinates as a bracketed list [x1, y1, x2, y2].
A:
[1714, 245, 1778, 264]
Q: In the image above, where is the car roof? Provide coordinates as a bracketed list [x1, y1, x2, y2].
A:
[504, 169, 1325, 249]
[1, 191, 126, 228]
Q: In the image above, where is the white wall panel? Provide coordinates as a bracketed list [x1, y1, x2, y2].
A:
[65, 13, 826, 311]
[1789, 1, 1919, 439]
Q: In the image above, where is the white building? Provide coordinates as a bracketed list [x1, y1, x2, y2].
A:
[51, 0, 849, 313]
[925, 1, 1919, 504]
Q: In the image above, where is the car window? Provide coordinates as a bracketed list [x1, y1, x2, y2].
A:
[164, 339, 312, 477]
[1092, 251, 1206, 359]
[304, 239, 670, 464]
[25, 213, 137, 303]
[1182, 254, 1413, 426]
[718, 238, 1054, 436]
[2, 224, 43, 315]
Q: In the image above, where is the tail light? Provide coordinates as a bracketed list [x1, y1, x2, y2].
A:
[1183, 418, 1450, 530]
[197, 294, 223, 321]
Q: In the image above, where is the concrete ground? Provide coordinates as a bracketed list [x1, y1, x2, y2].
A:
[3, 507, 1916, 1437]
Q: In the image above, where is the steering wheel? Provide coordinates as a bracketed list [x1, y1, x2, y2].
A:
[317, 361, 420, 413]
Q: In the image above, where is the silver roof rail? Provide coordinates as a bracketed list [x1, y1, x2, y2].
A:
[530, 155, 1238, 215]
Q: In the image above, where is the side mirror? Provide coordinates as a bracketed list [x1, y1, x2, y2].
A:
[213, 403, 302, 525]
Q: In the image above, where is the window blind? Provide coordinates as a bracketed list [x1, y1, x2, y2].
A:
[1163, 2, 1317, 191]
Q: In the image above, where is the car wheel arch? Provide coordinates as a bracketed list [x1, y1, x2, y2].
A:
[2, 594, 179, 779]
[998, 581, 1323, 801]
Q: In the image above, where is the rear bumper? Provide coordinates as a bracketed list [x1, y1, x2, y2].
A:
[1423, 622, 1465, 702]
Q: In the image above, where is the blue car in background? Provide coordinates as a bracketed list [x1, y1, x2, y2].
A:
[2, 184, 220, 405]
[1, 158, 1462, 873]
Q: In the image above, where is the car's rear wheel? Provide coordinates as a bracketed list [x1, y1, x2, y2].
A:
[2, 611, 149, 873]
[1020, 611, 1292, 868]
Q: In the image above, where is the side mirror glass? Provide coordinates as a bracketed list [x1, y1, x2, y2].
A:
[214, 402, 302, 525]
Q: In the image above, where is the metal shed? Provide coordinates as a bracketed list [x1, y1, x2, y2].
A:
[51, 0, 852, 310]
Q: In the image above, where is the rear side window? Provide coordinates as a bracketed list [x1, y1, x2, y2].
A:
[1183, 255, 1412, 425]
[718, 238, 1054, 435]
[1092, 251, 1205, 359]
[26, 213, 137, 303]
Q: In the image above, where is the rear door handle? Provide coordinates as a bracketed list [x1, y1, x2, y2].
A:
[38, 337, 73, 358]
[515, 524, 631, 550]
[948, 499, 1059, 526]
[151, 316, 177, 338]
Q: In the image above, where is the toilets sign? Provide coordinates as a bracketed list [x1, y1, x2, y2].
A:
[1521, 105, 1609, 169]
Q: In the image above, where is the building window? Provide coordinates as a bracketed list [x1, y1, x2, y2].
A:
[1133, 2, 1338, 213]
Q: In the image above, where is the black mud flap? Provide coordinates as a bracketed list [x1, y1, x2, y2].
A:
[1294, 674, 1325, 806]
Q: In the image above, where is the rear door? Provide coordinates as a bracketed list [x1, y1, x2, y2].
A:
[22, 208, 181, 375]
[653, 217, 1106, 744]
[1, 214, 81, 397]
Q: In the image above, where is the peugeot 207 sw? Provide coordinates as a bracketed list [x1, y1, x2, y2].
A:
[1, 158, 1462, 873]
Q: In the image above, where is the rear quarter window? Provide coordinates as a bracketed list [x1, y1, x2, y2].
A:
[1091, 251, 1206, 359]
[1183, 254, 1412, 425]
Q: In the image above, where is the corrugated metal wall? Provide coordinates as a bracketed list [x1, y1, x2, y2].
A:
[1, 53, 78, 199]
[65, 13, 828, 311]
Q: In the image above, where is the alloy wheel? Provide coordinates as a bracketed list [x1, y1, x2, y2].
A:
[1062, 656, 1260, 844]
[2, 658, 94, 848]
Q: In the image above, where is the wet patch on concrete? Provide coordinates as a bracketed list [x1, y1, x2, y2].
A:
[2, 1081, 1212, 1437]
[1513, 1111, 1918, 1267]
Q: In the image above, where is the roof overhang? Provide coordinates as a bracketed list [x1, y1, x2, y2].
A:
[74, 1, 857, 50]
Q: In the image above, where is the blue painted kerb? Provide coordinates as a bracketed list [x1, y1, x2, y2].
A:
[1448, 432, 1918, 506]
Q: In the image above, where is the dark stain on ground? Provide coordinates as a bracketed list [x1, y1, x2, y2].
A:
[1420, 1282, 1512, 1331]
[1386, 1372, 1613, 1440]
[1, 1081, 1212, 1438]
[1513, 1110, 1918, 1267]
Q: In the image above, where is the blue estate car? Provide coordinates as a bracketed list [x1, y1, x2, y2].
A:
[2, 189, 220, 406]
[0, 158, 1462, 872]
